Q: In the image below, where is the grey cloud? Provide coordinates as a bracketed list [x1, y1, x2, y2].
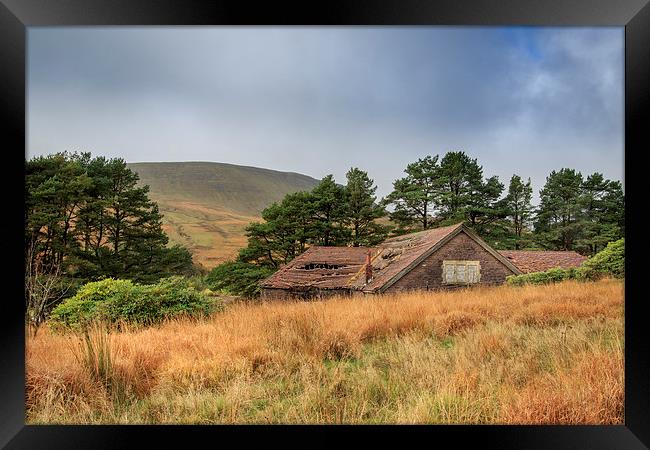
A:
[27, 27, 623, 204]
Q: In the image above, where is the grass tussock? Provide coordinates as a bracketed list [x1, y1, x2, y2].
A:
[26, 279, 624, 424]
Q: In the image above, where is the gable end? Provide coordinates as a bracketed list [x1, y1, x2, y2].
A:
[375, 225, 521, 293]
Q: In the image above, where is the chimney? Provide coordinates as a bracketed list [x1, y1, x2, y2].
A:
[365, 249, 373, 284]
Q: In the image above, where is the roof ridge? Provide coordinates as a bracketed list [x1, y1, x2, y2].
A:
[382, 221, 465, 243]
[367, 222, 474, 292]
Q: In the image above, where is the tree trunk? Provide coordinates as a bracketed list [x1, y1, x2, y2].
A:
[423, 202, 428, 230]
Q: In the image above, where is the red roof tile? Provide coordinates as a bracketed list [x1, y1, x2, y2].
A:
[498, 250, 588, 273]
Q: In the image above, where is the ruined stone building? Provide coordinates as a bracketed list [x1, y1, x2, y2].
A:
[260, 222, 587, 300]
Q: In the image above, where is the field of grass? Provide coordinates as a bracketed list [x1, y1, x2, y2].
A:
[26, 279, 623, 424]
[128, 162, 320, 268]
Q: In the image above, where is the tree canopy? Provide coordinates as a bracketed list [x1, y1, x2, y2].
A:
[25, 152, 195, 287]
[382, 151, 507, 240]
[534, 169, 624, 254]
[235, 169, 389, 270]
[502, 175, 534, 250]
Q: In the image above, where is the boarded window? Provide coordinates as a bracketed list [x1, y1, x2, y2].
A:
[442, 260, 481, 284]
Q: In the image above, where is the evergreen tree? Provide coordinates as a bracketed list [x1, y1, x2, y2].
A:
[238, 191, 317, 268]
[25, 152, 93, 272]
[437, 151, 505, 233]
[437, 151, 484, 220]
[311, 175, 350, 246]
[503, 175, 534, 249]
[383, 155, 440, 231]
[238, 170, 392, 270]
[25, 152, 194, 286]
[534, 168, 585, 250]
[344, 167, 390, 246]
[576, 173, 624, 255]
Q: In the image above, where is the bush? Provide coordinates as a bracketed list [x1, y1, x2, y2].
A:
[506, 238, 624, 286]
[49, 279, 135, 329]
[205, 261, 275, 298]
[581, 238, 624, 279]
[49, 277, 221, 330]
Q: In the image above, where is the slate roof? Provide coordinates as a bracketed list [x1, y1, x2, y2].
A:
[498, 250, 588, 273]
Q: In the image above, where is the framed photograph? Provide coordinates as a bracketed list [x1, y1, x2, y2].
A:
[3, 0, 649, 447]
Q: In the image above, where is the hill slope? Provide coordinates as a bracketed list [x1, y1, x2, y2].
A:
[128, 162, 320, 268]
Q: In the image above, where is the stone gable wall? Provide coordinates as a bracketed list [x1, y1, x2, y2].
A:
[386, 231, 516, 292]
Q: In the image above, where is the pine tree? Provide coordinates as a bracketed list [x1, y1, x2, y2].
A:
[26, 152, 194, 285]
[503, 175, 534, 249]
[534, 168, 585, 250]
[25, 152, 93, 272]
[383, 155, 440, 231]
[437, 151, 505, 232]
[238, 191, 317, 268]
[344, 167, 390, 246]
[576, 173, 624, 254]
[311, 175, 350, 246]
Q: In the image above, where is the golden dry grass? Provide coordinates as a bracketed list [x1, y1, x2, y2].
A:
[26, 279, 624, 424]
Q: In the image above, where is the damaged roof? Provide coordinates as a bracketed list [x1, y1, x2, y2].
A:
[261, 222, 501, 292]
[350, 222, 522, 292]
[350, 223, 465, 292]
[260, 246, 378, 290]
[260, 222, 589, 292]
[498, 250, 588, 273]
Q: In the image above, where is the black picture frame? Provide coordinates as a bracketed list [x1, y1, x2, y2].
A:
[2, 0, 648, 447]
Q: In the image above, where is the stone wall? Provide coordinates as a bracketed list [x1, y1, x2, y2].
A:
[261, 287, 353, 301]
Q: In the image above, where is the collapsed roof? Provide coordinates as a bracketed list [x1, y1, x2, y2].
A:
[260, 246, 376, 290]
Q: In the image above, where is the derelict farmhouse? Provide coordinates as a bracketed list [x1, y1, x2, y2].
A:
[260, 222, 587, 300]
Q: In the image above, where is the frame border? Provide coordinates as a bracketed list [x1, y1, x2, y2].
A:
[2, 0, 648, 447]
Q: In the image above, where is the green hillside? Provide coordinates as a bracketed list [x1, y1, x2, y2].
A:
[128, 162, 320, 268]
[129, 162, 319, 215]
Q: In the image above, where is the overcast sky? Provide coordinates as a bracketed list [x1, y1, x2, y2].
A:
[27, 26, 624, 203]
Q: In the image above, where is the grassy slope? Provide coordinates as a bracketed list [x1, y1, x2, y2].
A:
[128, 162, 320, 268]
[27, 279, 623, 424]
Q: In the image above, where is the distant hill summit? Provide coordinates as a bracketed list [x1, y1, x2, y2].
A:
[128, 161, 320, 268]
[128, 161, 320, 216]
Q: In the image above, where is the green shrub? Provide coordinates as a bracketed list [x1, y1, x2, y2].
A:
[205, 261, 275, 298]
[49, 279, 135, 329]
[581, 238, 624, 279]
[183, 275, 210, 291]
[49, 276, 221, 331]
[506, 267, 579, 286]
